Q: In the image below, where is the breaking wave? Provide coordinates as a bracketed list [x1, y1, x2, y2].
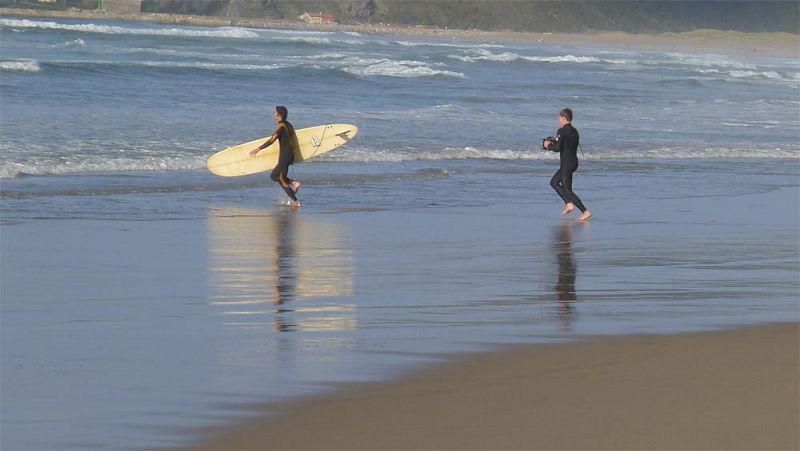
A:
[0, 18, 259, 39]
[323, 146, 800, 163]
[0, 60, 42, 72]
[340, 58, 465, 78]
[2, 146, 797, 179]
[0, 156, 207, 179]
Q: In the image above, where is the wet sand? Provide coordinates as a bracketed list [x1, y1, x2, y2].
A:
[2, 7, 798, 57]
[188, 323, 799, 450]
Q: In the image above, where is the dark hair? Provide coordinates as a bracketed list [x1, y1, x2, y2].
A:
[559, 108, 573, 122]
[276, 105, 288, 121]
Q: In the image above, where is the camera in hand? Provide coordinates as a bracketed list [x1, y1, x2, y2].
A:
[542, 136, 555, 150]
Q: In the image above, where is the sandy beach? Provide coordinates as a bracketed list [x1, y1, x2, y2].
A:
[2, 7, 798, 57]
[188, 323, 799, 450]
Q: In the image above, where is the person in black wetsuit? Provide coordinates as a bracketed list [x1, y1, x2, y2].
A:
[543, 108, 592, 221]
[250, 106, 302, 207]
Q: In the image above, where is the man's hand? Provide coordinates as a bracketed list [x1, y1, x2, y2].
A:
[249, 148, 260, 158]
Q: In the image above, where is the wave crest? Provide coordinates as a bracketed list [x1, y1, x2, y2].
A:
[323, 146, 800, 163]
[0, 18, 259, 39]
[340, 58, 465, 78]
[0, 60, 42, 72]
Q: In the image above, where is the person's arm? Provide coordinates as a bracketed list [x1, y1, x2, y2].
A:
[543, 132, 563, 153]
[250, 124, 284, 157]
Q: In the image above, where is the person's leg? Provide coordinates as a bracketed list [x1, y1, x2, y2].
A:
[560, 169, 585, 213]
[551, 169, 570, 203]
[553, 168, 576, 215]
[561, 168, 591, 220]
[271, 165, 298, 202]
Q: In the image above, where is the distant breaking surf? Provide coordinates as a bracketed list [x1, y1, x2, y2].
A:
[0, 18, 259, 38]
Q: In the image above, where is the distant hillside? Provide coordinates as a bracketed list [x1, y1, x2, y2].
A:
[137, 0, 799, 33]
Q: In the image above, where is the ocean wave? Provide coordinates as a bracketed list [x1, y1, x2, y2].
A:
[0, 18, 259, 39]
[395, 40, 504, 49]
[729, 70, 784, 80]
[268, 35, 366, 46]
[271, 36, 334, 45]
[52, 38, 85, 48]
[33, 54, 460, 77]
[130, 60, 284, 71]
[0, 60, 42, 72]
[451, 49, 601, 64]
[37, 59, 286, 73]
[323, 146, 800, 163]
[340, 58, 465, 78]
[695, 67, 797, 81]
[662, 52, 757, 70]
[0, 155, 207, 179]
[2, 146, 797, 179]
[123, 47, 259, 60]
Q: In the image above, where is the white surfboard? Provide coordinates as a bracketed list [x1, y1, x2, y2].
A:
[207, 123, 358, 177]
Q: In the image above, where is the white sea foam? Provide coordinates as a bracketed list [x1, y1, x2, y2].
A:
[323, 146, 800, 163]
[272, 36, 333, 45]
[2, 146, 797, 179]
[0, 60, 42, 72]
[698, 67, 795, 81]
[133, 61, 285, 71]
[662, 52, 757, 70]
[41, 59, 285, 72]
[272, 36, 365, 46]
[341, 58, 464, 78]
[395, 40, 504, 49]
[729, 70, 784, 80]
[55, 38, 85, 48]
[451, 49, 601, 64]
[0, 155, 208, 179]
[123, 47, 259, 60]
[0, 18, 259, 39]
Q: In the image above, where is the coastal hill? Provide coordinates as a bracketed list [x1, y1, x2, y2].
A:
[3, 0, 797, 33]
[138, 0, 798, 33]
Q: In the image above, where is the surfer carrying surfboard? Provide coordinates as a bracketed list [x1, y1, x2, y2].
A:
[543, 108, 592, 221]
[250, 106, 302, 207]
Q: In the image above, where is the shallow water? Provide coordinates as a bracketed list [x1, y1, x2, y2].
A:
[2, 159, 799, 449]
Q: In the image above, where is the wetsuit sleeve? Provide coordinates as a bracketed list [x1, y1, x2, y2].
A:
[257, 124, 285, 150]
[548, 130, 564, 153]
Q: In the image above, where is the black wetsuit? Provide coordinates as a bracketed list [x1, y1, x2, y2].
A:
[259, 121, 299, 201]
[546, 123, 587, 213]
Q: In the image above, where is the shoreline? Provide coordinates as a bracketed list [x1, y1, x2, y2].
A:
[3, 7, 799, 57]
[185, 322, 799, 450]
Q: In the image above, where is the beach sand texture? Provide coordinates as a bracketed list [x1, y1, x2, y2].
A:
[190, 323, 799, 450]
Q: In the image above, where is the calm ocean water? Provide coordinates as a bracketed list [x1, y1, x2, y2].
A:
[1, 17, 799, 450]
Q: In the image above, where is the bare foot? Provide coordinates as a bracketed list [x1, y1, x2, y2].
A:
[291, 180, 301, 193]
[561, 203, 575, 216]
[290, 200, 301, 208]
[576, 210, 592, 222]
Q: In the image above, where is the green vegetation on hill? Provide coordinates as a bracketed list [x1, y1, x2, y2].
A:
[5, 0, 798, 33]
[138, 0, 799, 33]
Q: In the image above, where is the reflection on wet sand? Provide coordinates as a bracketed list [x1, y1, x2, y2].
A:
[553, 221, 578, 329]
[208, 207, 355, 332]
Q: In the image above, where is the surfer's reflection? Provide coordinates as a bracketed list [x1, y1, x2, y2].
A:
[553, 221, 578, 328]
[273, 210, 297, 309]
[207, 207, 355, 335]
[271, 210, 297, 332]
